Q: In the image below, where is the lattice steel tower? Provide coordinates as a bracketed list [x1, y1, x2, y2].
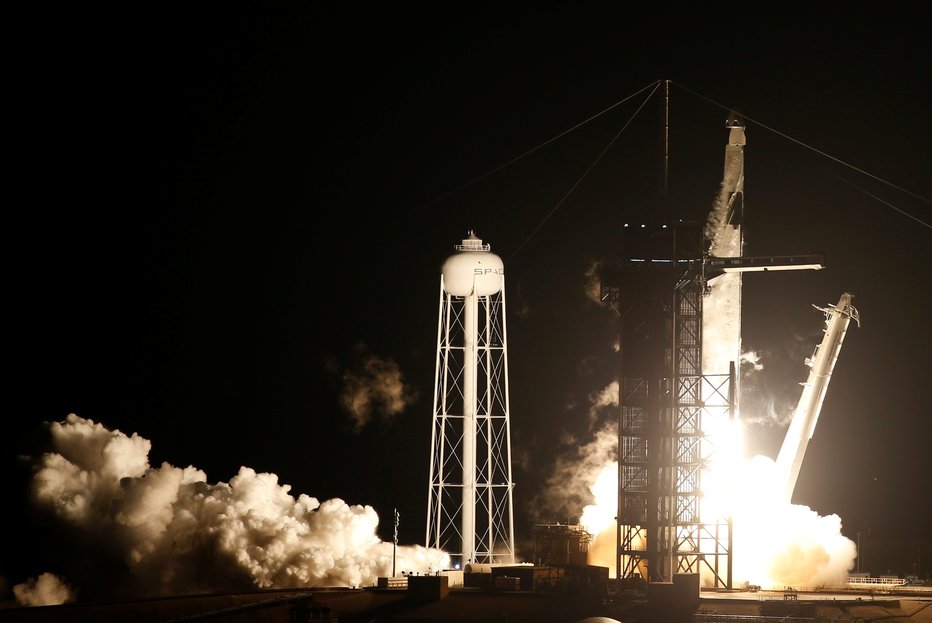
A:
[426, 231, 516, 568]
[601, 116, 743, 588]
[603, 113, 822, 587]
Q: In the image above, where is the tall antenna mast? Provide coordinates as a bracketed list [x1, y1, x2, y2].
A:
[660, 78, 670, 221]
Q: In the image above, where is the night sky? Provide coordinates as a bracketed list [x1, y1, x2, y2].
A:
[6, 4, 930, 597]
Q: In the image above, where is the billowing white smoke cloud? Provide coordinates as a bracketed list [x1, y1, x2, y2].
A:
[13, 573, 75, 607]
[337, 344, 418, 431]
[586, 380, 618, 427]
[741, 350, 764, 372]
[575, 450, 857, 587]
[730, 455, 857, 587]
[23, 414, 448, 602]
[530, 418, 617, 524]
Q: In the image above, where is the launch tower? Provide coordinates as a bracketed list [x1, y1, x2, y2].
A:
[601, 114, 824, 588]
[426, 231, 516, 567]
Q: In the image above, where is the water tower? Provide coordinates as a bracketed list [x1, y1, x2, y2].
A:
[425, 231, 516, 567]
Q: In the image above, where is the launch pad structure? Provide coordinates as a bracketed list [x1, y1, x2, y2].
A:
[423, 82, 859, 585]
[600, 99, 829, 588]
[601, 218, 738, 586]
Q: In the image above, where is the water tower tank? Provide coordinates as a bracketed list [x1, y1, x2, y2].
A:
[427, 229, 515, 568]
[441, 231, 503, 296]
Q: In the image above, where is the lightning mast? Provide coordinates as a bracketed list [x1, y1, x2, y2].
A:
[426, 231, 516, 568]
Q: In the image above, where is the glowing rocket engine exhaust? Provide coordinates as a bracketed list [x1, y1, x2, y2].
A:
[776, 292, 860, 504]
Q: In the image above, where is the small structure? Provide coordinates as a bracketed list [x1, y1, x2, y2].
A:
[532, 523, 591, 567]
[376, 576, 408, 589]
[408, 574, 450, 601]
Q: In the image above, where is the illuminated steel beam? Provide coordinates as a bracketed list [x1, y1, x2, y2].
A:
[707, 255, 825, 275]
[776, 292, 860, 504]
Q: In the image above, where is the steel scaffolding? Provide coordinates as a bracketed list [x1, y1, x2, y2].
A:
[603, 220, 734, 588]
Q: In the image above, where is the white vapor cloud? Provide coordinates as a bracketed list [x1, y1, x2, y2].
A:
[730, 455, 856, 587]
[741, 350, 764, 371]
[22, 414, 448, 602]
[13, 573, 75, 607]
[586, 380, 618, 427]
[583, 259, 604, 306]
[338, 345, 417, 432]
[530, 418, 617, 524]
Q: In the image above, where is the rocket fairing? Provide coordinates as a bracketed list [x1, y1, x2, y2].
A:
[720, 116, 747, 229]
[776, 292, 860, 504]
[703, 116, 746, 388]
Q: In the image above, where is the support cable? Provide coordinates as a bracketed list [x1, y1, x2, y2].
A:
[414, 79, 662, 215]
[671, 81, 931, 229]
[818, 166, 931, 229]
[507, 80, 662, 261]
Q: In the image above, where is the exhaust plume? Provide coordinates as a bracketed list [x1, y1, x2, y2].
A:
[530, 419, 617, 524]
[336, 344, 418, 432]
[13, 573, 75, 607]
[18, 414, 448, 603]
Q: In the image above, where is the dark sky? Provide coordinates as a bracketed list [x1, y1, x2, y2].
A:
[6, 3, 931, 592]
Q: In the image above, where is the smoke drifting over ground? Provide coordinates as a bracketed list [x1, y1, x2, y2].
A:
[13, 414, 448, 605]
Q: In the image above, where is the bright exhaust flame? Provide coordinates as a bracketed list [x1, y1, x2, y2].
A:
[729, 454, 856, 587]
[579, 463, 620, 578]
[579, 204, 856, 586]
[577, 280, 857, 587]
[578, 425, 856, 587]
[580, 463, 616, 537]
